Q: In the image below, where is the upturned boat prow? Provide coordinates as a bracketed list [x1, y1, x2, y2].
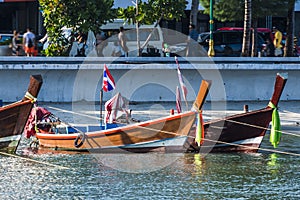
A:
[188, 73, 288, 153]
[0, 75, 43, 153]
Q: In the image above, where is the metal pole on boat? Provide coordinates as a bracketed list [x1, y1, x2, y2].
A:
[100, 89, 103, 126]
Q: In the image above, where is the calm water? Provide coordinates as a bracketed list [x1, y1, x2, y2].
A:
[0, 101, 299, 199]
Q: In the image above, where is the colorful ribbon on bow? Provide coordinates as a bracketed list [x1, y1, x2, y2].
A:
[268, 102, 281, 148]
[195, 111, 205, 146]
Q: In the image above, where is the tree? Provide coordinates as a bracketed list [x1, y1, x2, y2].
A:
[117, 0, 187, 56]
[190, 0, 200, 27]
[241, 0, 251, 57]
[39, 0, 115, 56]
[200, 0, 288, 56]
[284, 0, 296, 57]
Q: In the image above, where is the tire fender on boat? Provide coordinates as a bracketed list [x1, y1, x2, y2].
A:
[74, 133, 86, 148]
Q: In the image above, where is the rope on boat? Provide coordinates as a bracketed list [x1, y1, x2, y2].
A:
[47, 105, 300, 138]
[224, 119, 300, 138]
[132, 123, 300, 156]
[45, 105, 300, 155]
[47, 106, 99, 120]
[0, 151, 70, 169]
[200, 138, 300, 157]
[25, 91, 37, 103]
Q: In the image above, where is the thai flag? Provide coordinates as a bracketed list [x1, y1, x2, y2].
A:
[102, 64, 115, 92]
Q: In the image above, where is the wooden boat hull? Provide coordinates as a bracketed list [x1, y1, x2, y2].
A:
[188, 73, 287, 153]
[0, 75, 43, 153]
[35, 80, 211, 153]
[0, 100, 32, 152]
[37, 111, 197, 153]
[188, 108, 272, 153]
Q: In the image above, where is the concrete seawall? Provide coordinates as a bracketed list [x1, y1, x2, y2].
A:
[0, 56, 299, 103]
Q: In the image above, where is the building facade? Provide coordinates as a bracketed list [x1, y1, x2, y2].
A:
[0, 0, 42, 35]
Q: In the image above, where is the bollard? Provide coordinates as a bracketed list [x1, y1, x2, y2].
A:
[170, 109, 174, 115]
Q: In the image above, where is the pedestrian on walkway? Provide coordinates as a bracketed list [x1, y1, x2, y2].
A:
[186, 24, 199, 57]
[12, 30, 22, 56]
[23, 27, 36, 57]
[264, 38, 275, 57]
[272, 27, 283, 56]
[118, 27, 129, 57]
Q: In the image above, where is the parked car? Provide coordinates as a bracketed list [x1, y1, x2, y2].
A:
[217, 27, 272, 42]
[0, 34, 21, 56]
[199, 30, 265, 56]
[198, 32, 210, 43]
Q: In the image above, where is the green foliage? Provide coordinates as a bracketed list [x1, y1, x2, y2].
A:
[39, 0, 115, 56]
[200, 0, 288, 22]
[117, 0, 188, 25]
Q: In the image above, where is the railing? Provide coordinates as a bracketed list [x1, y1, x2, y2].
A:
[0, 56, 299, 68]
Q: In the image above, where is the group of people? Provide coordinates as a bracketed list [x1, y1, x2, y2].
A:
[11, 28, 37, 57]
[263, 26, 283, 57]
[263, 27, 300, 57]
[106, 26, 129, 57]
[70, 26, 129, 57]
[187, 24, 300, 57]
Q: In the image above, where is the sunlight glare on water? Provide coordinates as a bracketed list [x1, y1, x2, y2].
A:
[0, 101, 299, 199]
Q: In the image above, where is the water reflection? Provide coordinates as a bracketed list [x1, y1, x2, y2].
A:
[93, 153, 184, 173]
[267, 153, 280, 175]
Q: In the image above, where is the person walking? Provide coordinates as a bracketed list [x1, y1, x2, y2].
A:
[186, 24, 199, 57]
[23, 28, 36, 57]
[12, 30, 22, 56]
[96, 33, 107, 57]
[272, 27, 283, 56]
[118, 27, 129, 57]
[111, 41, 122, 57]
[264, 38, 275, 57]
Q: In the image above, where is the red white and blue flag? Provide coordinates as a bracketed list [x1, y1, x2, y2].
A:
[102, 64, 115, 92]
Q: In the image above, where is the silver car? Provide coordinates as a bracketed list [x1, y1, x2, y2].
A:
[0, 33, 24, 56]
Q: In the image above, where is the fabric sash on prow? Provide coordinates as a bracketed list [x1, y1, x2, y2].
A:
[192, 80, 211, 112]
[268, 73, 288, 148]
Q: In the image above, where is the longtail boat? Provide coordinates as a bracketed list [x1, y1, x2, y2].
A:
[188, 73, 288, 153]
[33, 80, 211, 153]
[0, 75, 43, 153]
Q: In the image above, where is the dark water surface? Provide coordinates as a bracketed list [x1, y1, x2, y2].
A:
[0, 102, 299, 199]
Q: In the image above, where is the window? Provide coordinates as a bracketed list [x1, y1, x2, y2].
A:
[125, 28, 160, 41]
[223, 32, 242, 44]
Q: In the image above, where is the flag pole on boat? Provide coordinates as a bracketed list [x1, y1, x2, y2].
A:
[100, 89, 103, 127]
[175, 56, 188, 110]
[101, 64, 116, 127]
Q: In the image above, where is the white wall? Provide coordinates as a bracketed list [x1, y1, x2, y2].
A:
[0, 57, 298, 103]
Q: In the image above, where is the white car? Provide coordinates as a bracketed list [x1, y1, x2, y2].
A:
[100, 19, 164, 57]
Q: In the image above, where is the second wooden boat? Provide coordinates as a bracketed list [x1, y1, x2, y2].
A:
[188, 73, 288, 153]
